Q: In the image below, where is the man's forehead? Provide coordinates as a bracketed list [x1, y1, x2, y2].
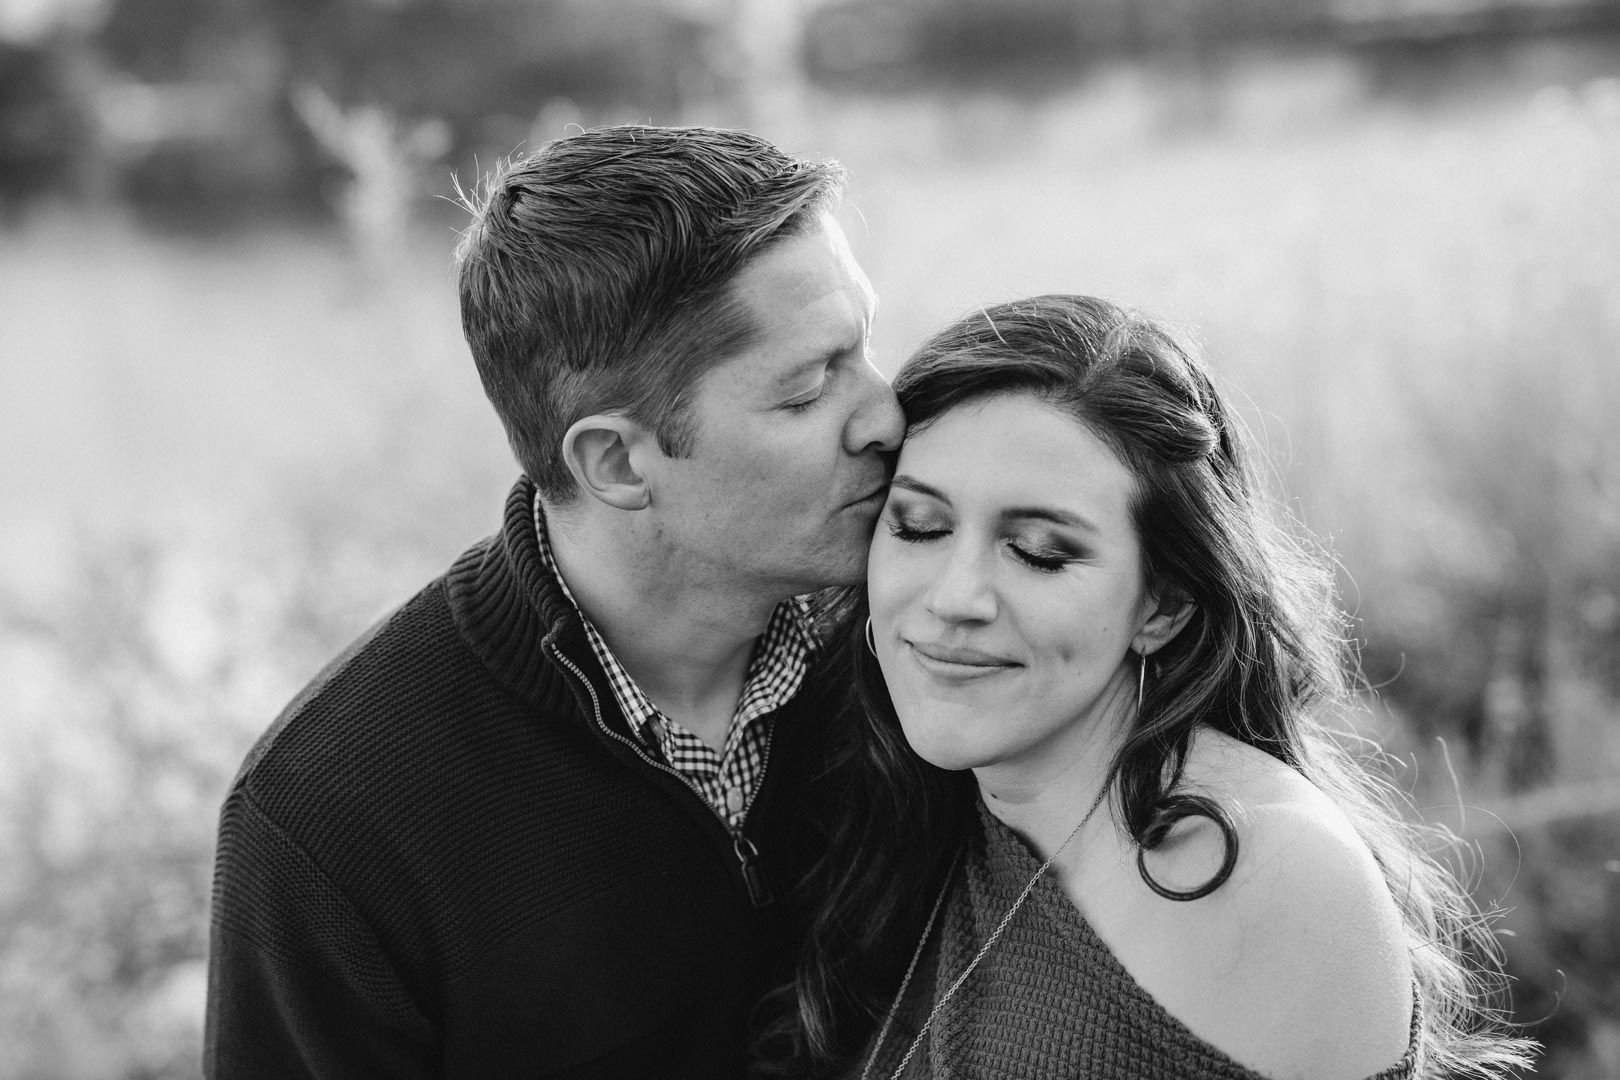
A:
[727, 218, 874, 317]
[821, 215, 878, 313]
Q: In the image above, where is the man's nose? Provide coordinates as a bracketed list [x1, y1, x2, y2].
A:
[845, 360, 904, 455]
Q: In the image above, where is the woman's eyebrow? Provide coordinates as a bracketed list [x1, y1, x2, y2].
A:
[888, 475, 949, 503]
[1001, 506, 1098, 533]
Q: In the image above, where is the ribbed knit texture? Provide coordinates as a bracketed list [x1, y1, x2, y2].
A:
[205, 478, 838, 1080]
[863, 802, 1420, 1080]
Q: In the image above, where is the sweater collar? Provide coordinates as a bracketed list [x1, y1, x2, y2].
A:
[445, 476, 595, 719]
[446, 476, 855, 729]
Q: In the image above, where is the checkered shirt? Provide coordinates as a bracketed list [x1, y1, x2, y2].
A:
[535, 496, 815, 831]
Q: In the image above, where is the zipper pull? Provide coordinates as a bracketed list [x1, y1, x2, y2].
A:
[733, 835, 773, 908]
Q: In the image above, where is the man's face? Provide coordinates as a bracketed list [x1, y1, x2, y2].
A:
[645, 215, 903, 599]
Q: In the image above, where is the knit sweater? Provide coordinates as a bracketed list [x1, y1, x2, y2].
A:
[205, 478, 841, 1080]
[861, 802, 1420, 1080]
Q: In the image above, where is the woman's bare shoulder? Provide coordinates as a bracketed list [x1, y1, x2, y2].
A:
[1090, 730, 1415, 1080]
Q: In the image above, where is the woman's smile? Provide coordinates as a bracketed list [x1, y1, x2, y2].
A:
[905, 639, 1022, 679]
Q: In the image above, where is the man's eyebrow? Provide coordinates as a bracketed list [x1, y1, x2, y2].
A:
[771, 338, 864, 388]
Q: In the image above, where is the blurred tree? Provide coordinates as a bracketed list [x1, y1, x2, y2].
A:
[8, 0, 1620, 214]
[291, 83, 450, 273]
[0, 39, 96, 214]
[712, 0, 816, 137]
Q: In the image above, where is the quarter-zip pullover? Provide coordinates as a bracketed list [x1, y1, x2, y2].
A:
[205, 478, 843, 1079]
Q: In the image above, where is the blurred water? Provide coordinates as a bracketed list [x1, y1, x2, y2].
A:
[0, 214, 511, 602]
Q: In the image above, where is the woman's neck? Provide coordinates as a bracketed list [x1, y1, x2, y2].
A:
[972, 676, 1133, 859]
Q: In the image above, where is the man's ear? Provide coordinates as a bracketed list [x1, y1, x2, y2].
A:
[560, 414, 653, 511]
[1132, 593, 1196, 658]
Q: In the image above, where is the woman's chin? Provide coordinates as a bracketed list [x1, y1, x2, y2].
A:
[897, 718, 992, 773]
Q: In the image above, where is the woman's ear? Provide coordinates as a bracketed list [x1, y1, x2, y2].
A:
[1133, 593, 1196, 657]
[560, 415, 652, 511]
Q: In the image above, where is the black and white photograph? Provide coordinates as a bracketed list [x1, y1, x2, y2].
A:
[2, 0, 1617, 1077]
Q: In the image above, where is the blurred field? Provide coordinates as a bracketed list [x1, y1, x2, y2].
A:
[4, 77, 1620, 1077]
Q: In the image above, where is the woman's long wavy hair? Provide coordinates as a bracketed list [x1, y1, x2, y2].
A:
[761, 295, 1533, 1078]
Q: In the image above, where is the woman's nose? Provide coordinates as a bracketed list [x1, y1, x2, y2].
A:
[923, 543, 997, 625]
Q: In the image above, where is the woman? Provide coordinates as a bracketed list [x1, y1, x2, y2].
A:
[772, 296, 1532, 1079]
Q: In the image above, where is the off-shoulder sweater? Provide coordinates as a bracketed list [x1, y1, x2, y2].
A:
[861, 802, 1420, 1080]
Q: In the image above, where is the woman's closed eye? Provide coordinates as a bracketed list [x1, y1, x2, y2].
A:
[888, 513, 1078, 574]
[1006, 540, 1073, 573]
[886, 518, 949, 543]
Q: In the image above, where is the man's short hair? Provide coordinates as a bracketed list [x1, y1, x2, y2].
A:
[455, 124, 847, 503]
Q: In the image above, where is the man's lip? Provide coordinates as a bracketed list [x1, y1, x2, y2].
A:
[846, 484, 889, 509]
[908, 641, 1020, 669]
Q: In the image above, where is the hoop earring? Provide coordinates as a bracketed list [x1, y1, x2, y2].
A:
[865, 616, 878, 657]
[1136, 650, 1147, 716]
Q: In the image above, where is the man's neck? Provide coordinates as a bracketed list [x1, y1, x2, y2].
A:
[547, 508, 786, 752]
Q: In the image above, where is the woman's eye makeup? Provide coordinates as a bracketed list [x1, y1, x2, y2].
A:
[1006, 539, 1074, 573]
[882, 494, 948, 540]
[884, 503, 1081, 572]
[885, 514, 949, 542]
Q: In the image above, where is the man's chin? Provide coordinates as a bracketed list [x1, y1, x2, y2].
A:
[782, 545, 869, 594]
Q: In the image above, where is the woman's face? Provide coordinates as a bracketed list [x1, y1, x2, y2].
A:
[868, 393, 1160, 779]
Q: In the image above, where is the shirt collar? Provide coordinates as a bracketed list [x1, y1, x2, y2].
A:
[532, 493, 815, 740]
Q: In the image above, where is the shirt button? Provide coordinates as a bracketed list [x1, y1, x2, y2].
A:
[725, 786, 746, 814]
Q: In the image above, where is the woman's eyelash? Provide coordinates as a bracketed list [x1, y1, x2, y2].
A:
[888, 521, 946, 542]
[890, 521, 1071, 573]
[1008, 543, 1071, 573]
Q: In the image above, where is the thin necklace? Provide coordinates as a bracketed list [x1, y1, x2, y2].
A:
[859, 781, 1112, 1080]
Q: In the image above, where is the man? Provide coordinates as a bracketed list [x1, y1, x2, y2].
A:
[205, 124, 902, 1078]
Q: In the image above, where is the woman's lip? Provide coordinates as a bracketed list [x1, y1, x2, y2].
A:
[908, 641, 1020, 670]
